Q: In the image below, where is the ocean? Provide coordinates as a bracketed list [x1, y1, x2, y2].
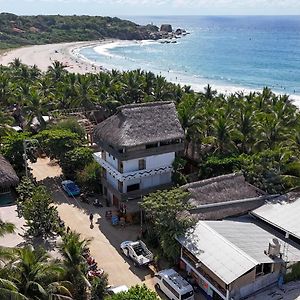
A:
[79, 16, 300, 96]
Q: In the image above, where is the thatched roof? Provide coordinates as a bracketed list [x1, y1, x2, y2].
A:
[0, 155, 19, 188]
[183, 173, 266, 208]
[93, 102, 184, 148]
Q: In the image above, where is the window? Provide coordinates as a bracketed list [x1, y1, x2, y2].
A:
[138, 159, 146, 170]
[118, 161, 124, 173]
[118, 181, 123, 193]
[264, 263, 272, 274]
[256, 264, 263, 276]
[162, 279, 180, 299]
[127, 183, 140, 192]
[146, 143, 158, 149]
[103, 169, 107, 179]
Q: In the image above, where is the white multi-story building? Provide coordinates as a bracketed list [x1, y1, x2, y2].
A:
[93, 101, 184, 207]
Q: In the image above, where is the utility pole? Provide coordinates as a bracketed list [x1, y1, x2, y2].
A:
[140, 195, 143, 237]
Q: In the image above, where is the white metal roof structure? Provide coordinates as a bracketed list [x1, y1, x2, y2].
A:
[251, 198, 300, 240]
[207, 217, 300, 263]
[178, 217, 300, 285]
[177, 222, 257, 285]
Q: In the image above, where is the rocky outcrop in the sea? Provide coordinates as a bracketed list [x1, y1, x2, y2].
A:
[160, 24, 173, 32]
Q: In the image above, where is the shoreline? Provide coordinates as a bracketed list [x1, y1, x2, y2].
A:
[1, 40, 300, 106]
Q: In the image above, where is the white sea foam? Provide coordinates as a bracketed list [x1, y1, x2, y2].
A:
[72, 40, 300, 108]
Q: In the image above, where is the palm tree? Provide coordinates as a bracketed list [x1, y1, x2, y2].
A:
[237, 108, 256, 154]
[203, 84, 217, 100]
[211, 113, 237, 155]
[47, 61, 67, 81]
[0, 278, 28, 300]
[23, 88, 49, 130]
[0, 219, 15, 237]
[9, 58, 22, 69]
[58, 231, 91, 299]
[0, 245, 73, 300]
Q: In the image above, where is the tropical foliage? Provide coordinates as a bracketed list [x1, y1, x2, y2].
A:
[17, 184, 61, 238]
[76, 161, 102, 193]
[107, 284, 159, 300]
[0, 13, 159, 49]
[0, 245, 73, 300]
[0, 60, 300, 192]
[141, 188, 194, 262]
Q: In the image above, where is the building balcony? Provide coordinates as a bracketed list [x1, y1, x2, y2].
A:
[93, 152, 173, 182]
[96, 140, 184, 161]
[102, 177, 172, 201]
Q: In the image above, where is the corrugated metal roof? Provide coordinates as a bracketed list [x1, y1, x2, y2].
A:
[251, 199, 300, 239]
[178, 217, 300, 285]
[207, 217, 300, 264]
[177, 222, 257, 285]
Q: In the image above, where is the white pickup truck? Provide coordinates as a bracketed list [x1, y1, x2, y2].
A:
[120, 240, 153, 266]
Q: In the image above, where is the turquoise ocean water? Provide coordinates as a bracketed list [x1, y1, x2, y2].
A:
[79, 16, 300, 96]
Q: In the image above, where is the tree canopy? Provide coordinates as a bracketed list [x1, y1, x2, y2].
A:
[141, 188, 194, 262]
[0, 13, 159, 49]
[107, 284, 159, 300]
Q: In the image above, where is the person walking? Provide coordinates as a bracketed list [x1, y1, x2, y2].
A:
[89, 213, 94, 227]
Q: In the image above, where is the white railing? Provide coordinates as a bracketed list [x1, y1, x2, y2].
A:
[93, 152, 173, 182]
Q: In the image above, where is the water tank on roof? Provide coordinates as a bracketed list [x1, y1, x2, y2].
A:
[268, 238, 281, 257]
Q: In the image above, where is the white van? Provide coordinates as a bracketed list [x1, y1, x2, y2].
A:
[154, 269, 194, 300]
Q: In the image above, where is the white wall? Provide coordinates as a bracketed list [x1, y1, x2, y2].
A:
[141, 172, 171, 189]
[106, 151, 118, 169]
[107, 172, 118, 190]
[123, 172, 172, 192]
[123, 152, 175, 173]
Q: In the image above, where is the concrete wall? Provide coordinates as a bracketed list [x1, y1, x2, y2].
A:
[229, 269, 255, 291]
[123, 152, 175, 173]
[230, 271, 279, 299]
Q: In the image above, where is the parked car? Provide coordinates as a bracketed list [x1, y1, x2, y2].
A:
[154, 269, 194, 300]
[120, 240, 153, 266]
[61, 180, 80, 196]
[107, 285, 129, 295]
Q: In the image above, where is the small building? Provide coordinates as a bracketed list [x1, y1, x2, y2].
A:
[251, 197, 300, 244]
[0, 155, 19, 205]
[93, 102, 184, 207]
[182, 173, 273, 220]
[177, 216, 300, 300]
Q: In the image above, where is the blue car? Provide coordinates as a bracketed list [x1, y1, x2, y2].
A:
[61, 180, 81, 197]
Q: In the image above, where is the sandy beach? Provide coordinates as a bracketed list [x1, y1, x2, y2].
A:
[0, 40, 116, 74]
[1, 40, 300, 106]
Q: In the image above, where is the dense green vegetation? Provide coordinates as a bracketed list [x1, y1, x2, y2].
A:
[142, 188, 194, 262]
[107, 285, 159, 300]
[1, 60, 300, 193]
[0, 214, 108, 299]
[0, 13, 159, 49]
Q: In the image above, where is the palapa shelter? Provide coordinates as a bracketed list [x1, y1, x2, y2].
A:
[93, 101, 184, 158]
[93, 101, 184, 207]
[0, 155, 19, 204]
[182, 173, 275, 220]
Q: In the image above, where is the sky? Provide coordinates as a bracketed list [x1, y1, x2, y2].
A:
[0, 0, 300, 16]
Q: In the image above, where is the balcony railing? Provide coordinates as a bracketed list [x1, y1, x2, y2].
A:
[93, 152, 173, 182]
